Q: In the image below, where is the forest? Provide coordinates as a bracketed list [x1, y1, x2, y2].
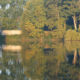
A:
[0, 0, 80, 40]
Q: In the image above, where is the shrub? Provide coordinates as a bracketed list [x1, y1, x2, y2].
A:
[65, 30, 80, 41]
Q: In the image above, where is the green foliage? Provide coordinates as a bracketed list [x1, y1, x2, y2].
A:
[0, 0, 26, 29]
[21, 0, 66, 39]
[60, 0, 80, 17]
[44, 0, 65, 29]
[22, 21, 44, 38]
[22, 0, 46, 29]
[65, 30, 80, 40]
[1, 0, 80, 40]
[0, 17, 18, 29]
[21, 0, 47, 38]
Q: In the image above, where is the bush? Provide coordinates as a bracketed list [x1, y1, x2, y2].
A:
[65, 30, 80, 41]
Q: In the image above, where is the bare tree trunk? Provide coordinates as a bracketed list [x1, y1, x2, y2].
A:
[72, 15, 77, 31]
[73, 49, 77, 64]
[79, 24, 80, 30]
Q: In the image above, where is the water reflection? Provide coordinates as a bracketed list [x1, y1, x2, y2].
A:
[0, 50, 28, 80]
[2, 45, 22, 52]
[1, 36, 80, 80]
[23, 41, 80, 80]
[0, 36, 28, 80]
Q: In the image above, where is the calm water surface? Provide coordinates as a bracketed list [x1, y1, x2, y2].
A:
[0, 39, 80, 80]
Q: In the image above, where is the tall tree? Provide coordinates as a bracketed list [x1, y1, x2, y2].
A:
[21, 0, 46, 38]
[44, 0, 65, 30]
[60, 0, 80, 30]
[22, 0, 46, 29]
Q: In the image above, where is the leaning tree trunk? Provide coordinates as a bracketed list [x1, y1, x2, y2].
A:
[72, 15, 77, 31]
[73, 49, 77, 65]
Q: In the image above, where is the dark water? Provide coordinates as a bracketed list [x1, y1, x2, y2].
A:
[0, 39, 80, 80]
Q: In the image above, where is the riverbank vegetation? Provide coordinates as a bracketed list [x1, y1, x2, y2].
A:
[0, 0, 80, 41]
[21, 0, 80, 41]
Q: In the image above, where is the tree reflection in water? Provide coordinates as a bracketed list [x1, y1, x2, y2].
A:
[1, 40, 80, 80]
[23, 41, 80, 80]
[0, 50, 28, 80]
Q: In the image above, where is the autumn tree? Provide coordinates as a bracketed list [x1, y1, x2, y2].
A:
[21, 0, 46, 38]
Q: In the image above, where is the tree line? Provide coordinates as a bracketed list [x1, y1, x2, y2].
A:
[1, 0, 80, 40]
[21, 0, 80, 40]
[22, 0, 80, 30]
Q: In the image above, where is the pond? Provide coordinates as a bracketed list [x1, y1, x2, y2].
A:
[0, 37, 80, 80]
